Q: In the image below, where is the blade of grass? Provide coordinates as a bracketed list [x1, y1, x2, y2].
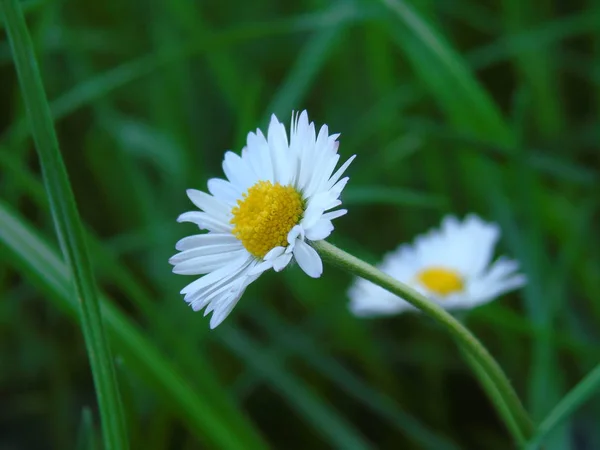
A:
[501, 0, 564, 137]
[526, 363, 600, 449]
[1, 6, 367, 148]
[251, 308, 461, 450]
[468, 8, 600, 71]
[75, 408, 97, 450]
[0, 0, 46, 29]
[265, 22, 345, 121]
[343, 186, 446, 209]
[508, 85, 568, 450]
[380, 0, 513, 145]
[220, 326, 375, 450]
[0, 0, 128, 447]
[398, 116, 598, 185]
[0, 201, 268, 450]
[1, 137, 265, 447]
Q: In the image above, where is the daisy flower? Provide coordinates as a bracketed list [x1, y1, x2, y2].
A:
[348, 215, 526, 317]
[170, 111, 355, 328]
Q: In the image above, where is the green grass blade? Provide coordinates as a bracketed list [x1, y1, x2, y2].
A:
[0, 201, 268, 450]
[75, 408, 97, 450]
[252, 309, 461, 450]
[221, 327, 375, 450]
[1, 8, 366, 148]
[381, 0, 513, 144]
[0, 0, 128, 447]
[265, 24, 345, 120]
[468, 9, 600, 71]
[526, 363, 600, 449]
[501, 0, 564, 137]
[1, 136, 266, 448]
[343, 186, 446, 209]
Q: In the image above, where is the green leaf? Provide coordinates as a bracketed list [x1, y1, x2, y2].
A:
[0, 1, 128, 447]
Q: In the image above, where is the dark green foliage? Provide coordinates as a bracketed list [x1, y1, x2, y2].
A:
[1, 0, 599, 448]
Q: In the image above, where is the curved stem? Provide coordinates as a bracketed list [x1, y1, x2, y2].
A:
[459, 347, 525, 445]
[314, 240, 534, 443]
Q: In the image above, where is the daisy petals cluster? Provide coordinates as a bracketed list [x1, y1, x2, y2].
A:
[170, 111, 354, 328]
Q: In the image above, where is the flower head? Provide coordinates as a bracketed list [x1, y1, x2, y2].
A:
[348, 215, 526, 317]
[170, 111, 354, 328]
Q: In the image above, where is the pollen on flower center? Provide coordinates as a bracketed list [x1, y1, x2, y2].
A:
[231, 181, 304, 258]
[416, 267, 464, 296]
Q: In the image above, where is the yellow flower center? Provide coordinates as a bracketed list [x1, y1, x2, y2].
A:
[231, 181, 304, 258]
[416, 267, 464, 296]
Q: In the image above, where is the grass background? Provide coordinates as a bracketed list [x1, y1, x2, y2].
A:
[1, 0, 599, 448]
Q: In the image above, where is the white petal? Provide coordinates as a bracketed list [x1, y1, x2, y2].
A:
[287, 225, 304, 246]
[180, 254, 250, 295]
[249, 260, 273, 276]
[485, 257, 521, 281]
[321, 209, 347, 221]
[301, 195, 330, 229]
[267, 114, 290, 184]
[207, 178, 241, 205]
[172, 250, 246, 275]
[347, 280, 413, 317]
[273, 252, 293, 272]
[305, 219, 334, 241]
[296, 120, 320, 190]
[293, 240, 323, 278]
[177, 211, 232, 233]
[186, 189, 231, 220]
[264, 246, 285, 261]
[223, 151, 256, 191]
[302, 125, 335, 194]
[209, 275, 259, 328]
[472, 269, 521, 303]
[328, 177, 349, 200]
[191, 276, 241, 311]
[209, 292, 242, 328]
[175, 233, 239, 251]
[240, 145, 261, 180]
[247, 130, 274, 182]
[304, 153, 339, 199]
[325, 155, 356, 191]
[462, 214, 500, 276]
[185, 258, 254, 307]
[169, 242, 243, 264]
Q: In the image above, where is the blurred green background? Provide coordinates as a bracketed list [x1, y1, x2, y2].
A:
[1, 0, 599, 448]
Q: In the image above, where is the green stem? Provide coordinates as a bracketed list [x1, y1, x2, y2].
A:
[459, 347, 525, 445]
[0, 0, 128, 448]
[314, 240, 534, 443]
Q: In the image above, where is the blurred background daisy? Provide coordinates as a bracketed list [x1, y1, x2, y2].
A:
[349, 215, 527, 317]
[1, 0, 599, 449]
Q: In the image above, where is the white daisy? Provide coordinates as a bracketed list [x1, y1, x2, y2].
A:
[170, 111, 355, 328]
[348, 214, 526, 317]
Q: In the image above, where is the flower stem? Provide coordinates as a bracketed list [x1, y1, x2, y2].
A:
[459, 347, 525, 445]
[314, 240, 534, 443]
